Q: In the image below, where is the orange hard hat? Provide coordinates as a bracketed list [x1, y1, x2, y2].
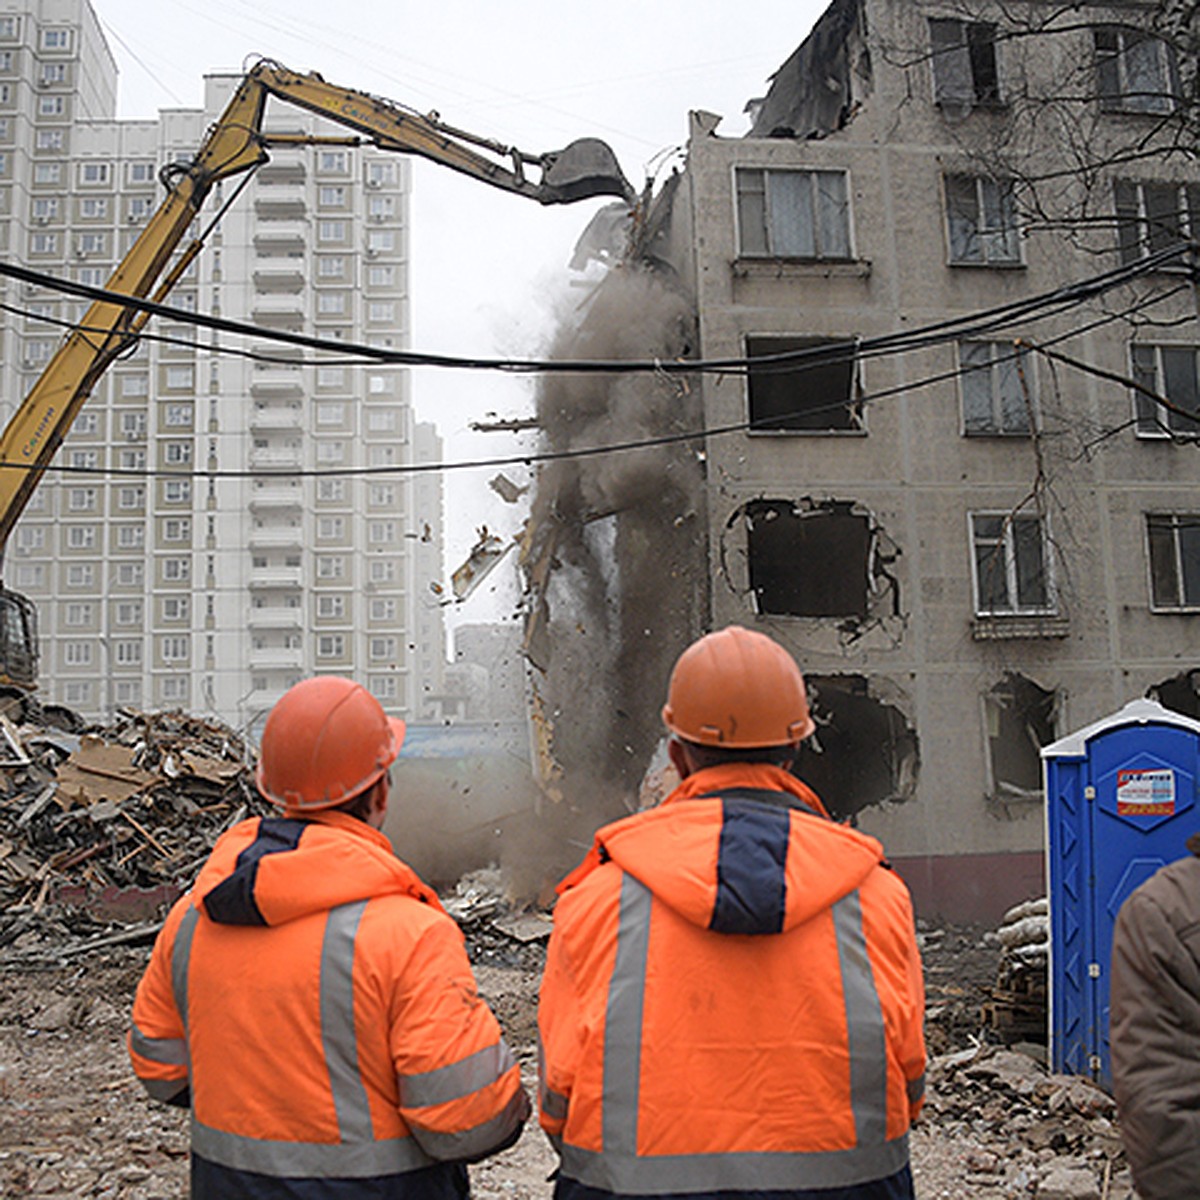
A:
[255, 676, 406, 814]
[661, 625, 815, 748]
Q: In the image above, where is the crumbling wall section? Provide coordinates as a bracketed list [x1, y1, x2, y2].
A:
[522, 266, 706, 829]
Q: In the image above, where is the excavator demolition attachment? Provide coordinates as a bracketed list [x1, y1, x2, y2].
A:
[540, 138, 634, 204]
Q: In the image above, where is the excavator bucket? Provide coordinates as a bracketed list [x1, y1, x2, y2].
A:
[541, 138, 633, 205]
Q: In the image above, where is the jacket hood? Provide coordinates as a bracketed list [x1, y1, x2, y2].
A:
[565, 764, 887, 935]
[192, 811, 442, 927]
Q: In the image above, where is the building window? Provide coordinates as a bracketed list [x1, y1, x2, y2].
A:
[120, 413, 147, 439]
[370, 560, 396, 583]
[163, 518, 191, 541]
[162, 596, 189, 621]
[368, 445, 397, 467]
[65, 603, 94, 627]
[117, 563, 144, 586]
[945, 175, 1021, 265]
[316, 440, 346, 464]
[32, 197, 58, 221]
[1115, 180, 1199, 267]
[35, 130, 63, 150]
[0, 17, 17, 38]
[40, 27, 71, 51]
[162, 558, 190, 582]
[116, 524, 145, 549]
[316, 403, 345, 426]
[16, 527, 45, 551]
[318, 516, 345, 540]
[744, 500, 872, 618]
[165, 402, 194, 426]
[160, 677, 189, 703]
[1132, 344, 1200, 437]
[318, 220, 346, 243]
[317, 634, 345, 658]
[985, 674, 1057, 803]
[33, 163, 61, 185]
[368, 265, 395, 287]
[318, 292, 347, 315]
[929, 18, 1000, 107]
[367, 161, 396, 186]
[114, 640, 142, 666]
[960, 341, 1035, 434]
[367, 230, 395, 253]
[1147, 514, 1200, 609]
[370, 598, 397, 621]
[371, 675, 398, 701]
[30, 232, 58, 255]
[317, 595, 346, 619]
[117, 486, 145, 510]
[162, 480, 191, 504]
[127, 161, 154, 185]
[161, 635, 189, 662]
[735, 168, 851, 260]
[67, 487, 98, 511]
[1094, 26, 1178, 115]
[745, 335, 862, 433]
[317, 256, 345, 278]
[115, 602, 143, 626]
[66, 526, 96, 550]
[370, 636, 397, 661]
[318, 151, 348, 174]
[368, 302, 395, 323]
[66, 564, 94, 587]
[369, 520, 395, 544]
[971, 512, 1053, 615]
[164, 441, 192, 465]
[317, 478, 346, 502]
[78, 161, 111, 186]
[367, 409, 398, 433]
[13, 565, 44, 588]
[166, 365, 195, 390]
[38, 95, 65, 117]
[70, 450, 98, 470]
[369, 483, 396, 506]
[317, 555, 345, 579]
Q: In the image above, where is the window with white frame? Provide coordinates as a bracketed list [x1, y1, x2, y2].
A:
[1115, 180, 1199, 267]
[78, 161, 110, 186]
[115, 602, 143, 625]
[117, 486, 145, 510]
[317, 634, 345, 658]
[69, 449, 98, 470]
[128, 197, 153, 221]
[367, 161, 396, 186]
[163, 518, 191, 541]
[319, 220, 346, 243]
[78, 266, 105, 288]
[166, 365, 195, 390]
[35, 130, 63, 151]
[74, 412, 99, 436]
[735, 168, 851, 260]
[160, 677, 189, 703]
[16, 526, 44, 551]
[41, 27, 71, 51]
[38, 95, 65, 117]
[369, 445, 397, 466]
[120, 448, 146, 471]
[367, 409, 398, 433]
[370, 560, 396, 583]
[1147, 514, 1200, 609]
[318, 516, 345, 540]
[164, 441, 192, 465]
[317, 256, 345, 278]
[1094, 26, 1178, 115]
[929, 18, 1001, 107]
[162, 596, 189, 621]
[40, 62, 67, 85]
[65, 602, 93, 627]
[114, 640, 142, 666]
[114, 680, 143, 706]
[67, 488, 97, 511]
[317, 595, 346, 619]
[317, 555, 345, 579]
[368, 302, 395, 323]
[319, 151, 348, 173]
[116, 524, 145, 549]
[1132, 344, 1200, 437]
[13, 565, 44, 588]
[317, 478, 346, 502]
[971, 512, 1053, 615]
[317, 441, 346, 464]
[369, 483, 396, 506]
[30, 232, 58, 255]
[162, 557, 190, 582]
[66, 526, 96, 550]
[370, 636, 397, 661]
[79, 197, 107, 220]
[117, 563, 144, 586]
[65, 564, 94, 587]
[369, 520, 396, 544]
[164, 402, 194, 426]
[63, 681, 92, 707]
[31, 197, 58, 221]
[0, 17, 17, 37]
[319, 185, 346, 206]
[33, 163, 61, 184]
[960, 341, 1035, 434]
[371, 675, 398, 701]
[370, 598, 397, 622]
[369, 195, 395, 219]
[318, 292, 347, 315]
[161, 635, 189, 662]
[945, 175, 1021, 265]
[63, 641, 92, 667]
[368, 265, 395, 287]
[317, 367, 346, 389]
[367, 230, 395, 253]
[162, 480, 191, 504]
[119, 412, 146, 440]
[127, 161, 154, 185]
[121, 376, 149, 399]
[368, 374, 392, 394]
[317, 402, 345, 426]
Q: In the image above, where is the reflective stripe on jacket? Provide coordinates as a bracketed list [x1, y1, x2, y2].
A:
[538, 763, 926, 1200]
[129, 811, 528, 1198]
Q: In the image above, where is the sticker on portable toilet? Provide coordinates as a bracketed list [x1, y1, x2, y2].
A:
[1116, 768, 1176, 816]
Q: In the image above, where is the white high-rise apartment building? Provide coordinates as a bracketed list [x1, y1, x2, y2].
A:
[0, 0, 445, 736]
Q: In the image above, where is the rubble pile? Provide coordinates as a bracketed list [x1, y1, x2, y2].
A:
[0, 706, 265, 961]
[442, 867, 553, 971]
[925, 1045, 1131, 1199]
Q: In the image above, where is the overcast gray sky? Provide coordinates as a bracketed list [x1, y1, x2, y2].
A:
[91, 0, 827, 607]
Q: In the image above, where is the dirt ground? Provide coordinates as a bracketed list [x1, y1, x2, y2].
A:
[0, 924, 1135, 1200]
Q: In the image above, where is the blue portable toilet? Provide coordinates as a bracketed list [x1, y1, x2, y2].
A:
[1042, 698, 1200, 1088]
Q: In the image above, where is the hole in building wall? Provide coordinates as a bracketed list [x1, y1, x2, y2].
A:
[729, 498, 900, 628]
[793, 675, 919, 821]
[1147, 670, 1200, 720]
[984, 672, 1057, 808]
[745, 335, 863, 432]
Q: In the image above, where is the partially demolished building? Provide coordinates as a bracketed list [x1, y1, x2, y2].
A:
[600, 0, 1200, 919]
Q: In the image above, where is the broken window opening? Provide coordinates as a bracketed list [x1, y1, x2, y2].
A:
[746, 335, 863, 433]
[1148, 670, 1200, 720]
[929, 18, 1001, 108]
[984, 673, 1057, 804]
[744, 500, 871, 619]
[793, 675, 919, 821]
[1146, 513, 1200, 609]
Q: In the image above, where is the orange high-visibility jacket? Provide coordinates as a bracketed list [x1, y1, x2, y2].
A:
[538, 763, 926, 1199]
[129, 811, 528, 1199]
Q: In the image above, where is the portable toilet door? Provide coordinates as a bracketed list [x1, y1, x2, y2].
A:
[1042, 698, 1200, 1088]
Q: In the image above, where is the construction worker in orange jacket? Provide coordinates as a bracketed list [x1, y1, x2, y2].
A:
[538, 626, 926, 1200]
[129, 676, 530, 1198]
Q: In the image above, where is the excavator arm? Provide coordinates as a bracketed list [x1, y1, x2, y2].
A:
[0, 58, 631, 551]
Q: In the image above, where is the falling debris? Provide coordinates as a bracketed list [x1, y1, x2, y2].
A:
[451, 528, 511, 602]
[488, 474, 529, 505]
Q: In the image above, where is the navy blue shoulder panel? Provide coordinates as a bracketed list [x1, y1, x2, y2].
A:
[710, 797, 791, 936]
[193, 1155, 468, 1200]
[202, 817, 307, 927]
